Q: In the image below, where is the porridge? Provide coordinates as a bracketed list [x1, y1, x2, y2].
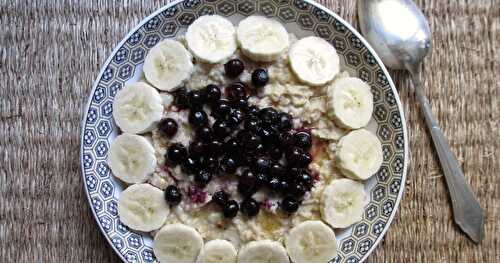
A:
[108, 15, 383, 263]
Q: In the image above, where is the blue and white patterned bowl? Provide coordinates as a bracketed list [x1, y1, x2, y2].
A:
[80, 0, 409, 262]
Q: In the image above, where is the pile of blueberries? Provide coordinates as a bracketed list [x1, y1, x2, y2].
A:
[159, 59, 315, 218]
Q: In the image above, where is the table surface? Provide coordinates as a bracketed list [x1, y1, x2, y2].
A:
[1, 0, 498, 262]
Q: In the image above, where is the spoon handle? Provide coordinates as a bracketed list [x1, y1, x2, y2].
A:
[410, 68, 484, 243]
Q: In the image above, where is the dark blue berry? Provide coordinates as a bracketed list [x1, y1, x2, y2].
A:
[227, 82, 247, 101]
[189, 140, 207, 158]
[278, 113, 293, 131]
[223, 200, 239, 218]
[294, 131, 312, 150]
[189, 110, 208, 127]
[251, 68, 269, 88]
[195, 170, 212, 186]
[182, 157, 201, 174]
[165, 185, 182, 205]
[220, 155, 238, 174]
[255, 157, 271, 173]
[188, 90, 206, 107]
[213, 120, 232, 138]
[224, 59, 245, 78]
[281, 196, 299, 213]
[209, 139, 224, 156]
[212, 99, 232, 118]
[202, 156, 219, 172]
[212, 190, 228, 206]
[167, 143, 188, 165]
[241, 198, 260, 217]
[205, 84, 221, 103]
[173, 88, 190, 109]
[196, 126, 212, 142]
[158, 118, 178, 137]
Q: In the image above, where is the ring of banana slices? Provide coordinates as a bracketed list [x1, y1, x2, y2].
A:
[107, 15, 384, 263]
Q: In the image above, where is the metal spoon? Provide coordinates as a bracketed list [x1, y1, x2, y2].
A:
[357, 0, 484, 243]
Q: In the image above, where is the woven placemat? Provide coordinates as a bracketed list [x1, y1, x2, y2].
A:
[0, 0, 498, 262]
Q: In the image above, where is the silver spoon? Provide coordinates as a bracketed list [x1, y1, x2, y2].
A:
[358, 0, 484, 243]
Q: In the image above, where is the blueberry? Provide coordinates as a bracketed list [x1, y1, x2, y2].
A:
[188, 90, 206, 107]
[227, 82, 247, 101]
[223, 200, 239, 218]
[278, 113, 293, 131]
[268, 146, 283, 160]
[278, 180, 290, 193]
[212, 190, 228, 206]
[173, 88, 190, 109]
[294, 131, 312, 150]
[296, 152, 312, 168]
[279, 132, 295, 149]
[238, 169, 257, 196]
[196, 126, 213, 142]
[212, 99, 232, 118]
[258, 126, 279, 144]
[195, 170, 212, 186]
[268, 177, 281, 192]
[251, 68, 269, 88]
[285, 147, 303, 166]
[224, 138, 240, 154]
[213, 120, 232, 138]
[209, 139, 224, 156]
[244, 116, 261, 132]
[247, 106, 259, 115]
[252, 143, 265, 155]
[241, 198, 260, 217]
[255, 173, 270, 186]
[224, 59, 245, 78]
[281, 196, 299, 213]
[297, 169, 313, 186]
[167, 143, 188, 165]
[220, 155, 238, 174]
[165, 185, 182, 205]
[157, 118, 178, 138]
[255, 157, 271, 173]
[189, 140, 207, 158]
[205, 84, 221, 103]
[228, 109, 244, 127]
[182, 157, 201, 174]
[240, 132, 262, 150]
[189, 110, 208, 127]
[259, 107, 279, 125]
[290, 182, 306, 197]
[202, 156, 219, 172]
[233, 98, 249, 112]
[270, 163, 286, 178]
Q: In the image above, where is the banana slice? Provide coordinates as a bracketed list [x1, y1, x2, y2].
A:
[196, 239, 237, 263]
[143, 39, 194, 91]
[285, 220, 338, 263]
[154, 223, 204, 263]
[117, 183, 169, 232]
[336, 129, 383, 180]
[112, 82, 164, 134]
[108, 133, 156, 184]
[289, 36, 340, 86]
[326, 77, 374, 129]
[321, 178, 368, 228]
[237, 240, 289, 263]
[186, 15, 237, 64]
[237, 16, 289, 62]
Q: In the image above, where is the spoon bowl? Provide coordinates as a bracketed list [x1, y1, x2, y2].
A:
[358, 0, 432, 71]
